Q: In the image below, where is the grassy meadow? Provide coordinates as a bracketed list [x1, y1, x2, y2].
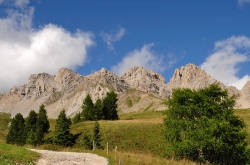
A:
[0, 109, 250, 164]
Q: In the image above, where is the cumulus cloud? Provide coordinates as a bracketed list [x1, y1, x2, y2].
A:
[111, 43, 166, 76]
[238, 0, 250, 6]
[0, 2, 94, 93]
[200, 36, 250, 90]
[100, 28, 125, 51]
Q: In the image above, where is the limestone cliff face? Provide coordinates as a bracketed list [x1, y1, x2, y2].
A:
[121, 66, 171, 98]
[169, 64, 223, 89]
[1, 63, 250, 118]
[0, 67, 130, 118]
[168, 63, 250, 108]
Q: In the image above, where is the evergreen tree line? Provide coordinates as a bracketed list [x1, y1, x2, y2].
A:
[6, 91, 114, 147]
[6, 106, 102, 148]
[6, 104, 50, 146]
[79, 90, 119, 122]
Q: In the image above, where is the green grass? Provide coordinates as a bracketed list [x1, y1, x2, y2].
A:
[235, 108, 250, 141]
[2, 109, 250, 165]
[120, 111, 164, 120]
[42, 111, 192, 164]
[42, 111, 187, 164]
[0, 143, 40, 165]
[71, 120, 169, 156]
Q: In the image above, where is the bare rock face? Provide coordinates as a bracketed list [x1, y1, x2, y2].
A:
[55, 67, 84, 92]
[169, 63, 224, 89]
[1, 63, 250, 118]
[242, 81, 250, 100]
[240, 81, 250, 108]
[168, 63, 250, 108]
[121, 66, 171, 98]
[0, 67, 131, 118]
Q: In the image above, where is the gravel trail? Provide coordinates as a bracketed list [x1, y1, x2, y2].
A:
[29, 149, 109, 165]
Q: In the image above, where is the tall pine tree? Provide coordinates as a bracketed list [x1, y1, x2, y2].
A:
[36, 104, 50, 144]
[81, 94, 94, 120]
[25, 110, 38, 146]
[53, 109, 74, 146]
[94, 98, 103, 120]
[102, 90, 118, 120]
[93, 121, 102, 148]
[6, 113, 26, 146]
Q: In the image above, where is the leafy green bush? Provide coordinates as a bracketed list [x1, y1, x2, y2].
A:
[164, 84, 250, 164]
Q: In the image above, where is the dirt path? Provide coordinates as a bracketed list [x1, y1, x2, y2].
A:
[29, 149, 109, 165]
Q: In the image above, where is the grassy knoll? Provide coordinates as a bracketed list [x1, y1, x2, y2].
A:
[41, 111, 196, 164]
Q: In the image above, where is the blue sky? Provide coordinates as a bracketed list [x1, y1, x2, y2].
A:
[1, 0, 250, 93]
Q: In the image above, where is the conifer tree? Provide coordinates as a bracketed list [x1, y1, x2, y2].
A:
[6, 113, 26, 146]
[36, 104, 50, 144]
[25, 110, 38, 146]
[93, 121, 102, 148]
[53, 109, 74, 146]
[73, 112, 81, 124]
[82, 132, 92, 149]
[94, 98, 103, 120]
[81, 94, 94, 120]
[102, 90, 118, 120]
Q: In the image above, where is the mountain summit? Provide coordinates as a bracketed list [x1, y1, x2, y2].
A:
[0, 64, 250, 118]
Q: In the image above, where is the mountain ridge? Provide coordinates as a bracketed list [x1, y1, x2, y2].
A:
[1, 63, 250, 118]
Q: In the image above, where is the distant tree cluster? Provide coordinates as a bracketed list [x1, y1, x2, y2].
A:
[81, 90, 119, 121]
[6, 104, 50, 146]
[164, 84, 250, 165]
[5, 91, 111, 148]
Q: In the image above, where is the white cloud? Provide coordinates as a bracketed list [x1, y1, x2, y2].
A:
[0, 4, 94, 93]
[111, 43, 165, 76]
[238, 0, 250, 6]
[200, 36, 250, 90]
[100, 28, 125, 51]
[15, 0, 29, 8]
[166, 52, 180, 69]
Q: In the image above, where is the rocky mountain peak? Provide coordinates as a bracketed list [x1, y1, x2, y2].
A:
[55, 68, 83, 91]
[121, 66, 170, 98]
[1, 64, 250, 118]
[121, 66, 165, 83]
[169, 63, 223, 89]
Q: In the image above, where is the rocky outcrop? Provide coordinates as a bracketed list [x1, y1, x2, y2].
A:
[169, 64, 250, 108]
[121, 66, 171, 98]
[1, 63, 250, 118]
[0, 67, 130, 118]
[169, 64, 223, 89]
[242, 81, 250, 101]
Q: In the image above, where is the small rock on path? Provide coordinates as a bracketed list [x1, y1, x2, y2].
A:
[29, 149, 109, 165]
